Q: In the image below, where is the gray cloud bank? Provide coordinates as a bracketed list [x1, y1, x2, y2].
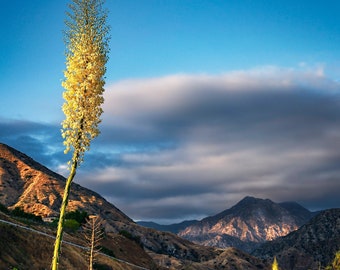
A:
[1, 66, 340, 223]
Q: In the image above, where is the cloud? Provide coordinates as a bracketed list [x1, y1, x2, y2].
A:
[0, 119, 67, 169]
[1, 66, 340, 223]
[101, 67, 338, 146]
[77, 66, 340, 222]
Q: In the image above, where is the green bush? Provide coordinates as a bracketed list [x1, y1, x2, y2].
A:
[64, 219, 80, 231]
[119, 230, 143, 247]
[99, 246, 115, 257]
[11, 207, 42, 222]
[65, 210, 88, 224]
[119, 230, 133, 239]
[93, 263, 111, 270]
[0, 202, 9, 214]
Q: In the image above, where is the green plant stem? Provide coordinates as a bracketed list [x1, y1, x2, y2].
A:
[51, 156, 78, 270]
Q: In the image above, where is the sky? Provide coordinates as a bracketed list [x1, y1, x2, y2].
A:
[1, 0, 340, 224]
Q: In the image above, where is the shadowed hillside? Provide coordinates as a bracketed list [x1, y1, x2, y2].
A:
[252, 208, 340, 270]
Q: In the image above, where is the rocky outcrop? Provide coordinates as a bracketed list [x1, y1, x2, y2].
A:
[252, 208, 340, 270]
[0, 143, 132, 225]
[178, 196, 314, 252]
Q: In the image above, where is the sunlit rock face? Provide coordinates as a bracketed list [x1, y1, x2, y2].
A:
[178, 196, 313, 252]
[0, 143, 131, 223]
[252, 208, 340, 270]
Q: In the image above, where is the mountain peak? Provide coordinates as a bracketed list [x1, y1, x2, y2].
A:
[240, 195, 260, 201]
[0, 143, 59, 179]
[234, 196, 272, 207]
[0, 142, 132, 224]
[216, 196, 277, 220]
[0, 143, 29, 160]
[179, 196, 313, 252]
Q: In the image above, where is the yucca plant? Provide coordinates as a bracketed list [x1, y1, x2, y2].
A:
[272, 256, 279, 270]
[326, 251, 340, 270]
[51, 0, 109, 269]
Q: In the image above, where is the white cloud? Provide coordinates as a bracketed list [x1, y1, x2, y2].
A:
[83, 66, 340, 222]
[79, 65, 340, 220]
[3, 66, 340, 223]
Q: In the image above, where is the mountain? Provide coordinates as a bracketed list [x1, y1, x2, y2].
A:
[252, 208, 340, 270]
[154, 247, 269, 270]
[278, 201, 316, 225]
[0, 143, 270, 269]
[0, 143, 132, 226]
[137, 220, 197, 234]
[178, 196, 314, 252]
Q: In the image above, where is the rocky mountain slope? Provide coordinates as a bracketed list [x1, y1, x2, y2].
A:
[252, 208, 340, 270]
[0, 143, 134, 226]
[0, 143, 270, 269]
[151, 247, 269, 270]
[177, 196, 314, 252]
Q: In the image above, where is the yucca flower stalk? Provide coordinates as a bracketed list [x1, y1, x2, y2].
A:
[272, 256, 279, 270]
[51, 0, 109, 269]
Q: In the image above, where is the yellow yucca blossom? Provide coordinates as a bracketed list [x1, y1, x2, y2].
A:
[61, 24, 108, 164]
[52, 0, 109, 269]
[272, 256, 279, 270]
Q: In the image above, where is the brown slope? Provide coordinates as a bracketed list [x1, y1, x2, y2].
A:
[150, 247, 270, 270]
[0, 143, 132, 226]
[0, 211, 155, 270]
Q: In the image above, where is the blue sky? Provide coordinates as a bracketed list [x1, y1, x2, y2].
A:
[1, 0, 340, 223]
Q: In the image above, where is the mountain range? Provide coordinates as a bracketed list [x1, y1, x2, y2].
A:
[0, 142, 339, 269]
[252, 208, 340, 270]
[0, 142, 266, 269]
[140, 196, 316, 252]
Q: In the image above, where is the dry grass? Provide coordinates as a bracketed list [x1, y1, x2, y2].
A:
[0, 221, 155, 270]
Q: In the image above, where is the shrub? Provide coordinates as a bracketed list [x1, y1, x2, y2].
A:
[64, 219, 80, 231]
[0, 202, 9, 214]
[93, 263, 111, 270]
[119, 230, 143, 247]
[11, 207, 42, 222]
[99, 246, 115, 257]
[65, 210, 88, 224]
